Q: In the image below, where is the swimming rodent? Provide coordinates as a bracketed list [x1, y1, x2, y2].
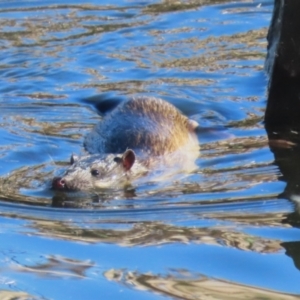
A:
[52, 96, 199, 191]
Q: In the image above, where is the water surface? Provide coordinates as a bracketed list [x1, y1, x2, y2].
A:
[1, 0, 299, 299]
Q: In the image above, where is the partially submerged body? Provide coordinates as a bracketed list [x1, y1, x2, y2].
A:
[52, 96, 199, 191]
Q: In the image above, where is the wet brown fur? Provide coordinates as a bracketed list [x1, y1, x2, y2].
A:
[84, 96, 196, 156]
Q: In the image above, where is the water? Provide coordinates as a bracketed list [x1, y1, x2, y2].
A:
[1, 0, 299, 299]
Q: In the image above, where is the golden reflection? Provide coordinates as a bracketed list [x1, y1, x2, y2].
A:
[209, 212, 290, 227]
[0, 164, 53, 206]
[151, 30, 267, 71]
[1, 102, 93, 140]
[201, 135, 268, 155]
[144, 0, 250, 14]
[104, 269, 298, 300]
[13, 255, 94, 278]
[145, 0, 209, 14]
[74, 26, 268, 94]
[76, 77, 214, 94]
[26, 218, 283, 253]
[16, 117, 88, 139]
[0, 4, 149, 48]
[20, 93, 67, 100]
[0, 3, 267, 94]
[0, 290, 37, 300]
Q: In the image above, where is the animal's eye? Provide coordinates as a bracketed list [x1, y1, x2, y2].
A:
[113, 157, 122, 164]
[91, 169, 100, 177]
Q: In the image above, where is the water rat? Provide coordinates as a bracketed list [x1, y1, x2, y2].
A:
[52, 96, 199, 191]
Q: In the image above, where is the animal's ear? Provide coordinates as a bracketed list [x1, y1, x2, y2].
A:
[70, 153, 79, 165]
[187, 119, 199, 132]
[122, 149, 135, 171]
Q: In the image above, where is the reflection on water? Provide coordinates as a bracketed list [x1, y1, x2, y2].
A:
[105, 269, 300, 300]
[1, 0, 299, 299]
[14, 255, 94, 279]
[30, 217, 283, 252]
[0, 291, 37, 300]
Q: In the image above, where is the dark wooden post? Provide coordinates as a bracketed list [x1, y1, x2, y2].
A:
[265, 0, 300, 135]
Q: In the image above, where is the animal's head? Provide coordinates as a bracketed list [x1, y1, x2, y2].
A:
[52, 149, 139, 191]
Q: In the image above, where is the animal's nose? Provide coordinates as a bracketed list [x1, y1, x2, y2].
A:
[52, 177, 66, 190]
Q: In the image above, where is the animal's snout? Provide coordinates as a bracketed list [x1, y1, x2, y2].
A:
[52, 177, 66, 190]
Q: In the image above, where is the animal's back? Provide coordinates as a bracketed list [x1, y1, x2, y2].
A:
[84, 96, 198, 156]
